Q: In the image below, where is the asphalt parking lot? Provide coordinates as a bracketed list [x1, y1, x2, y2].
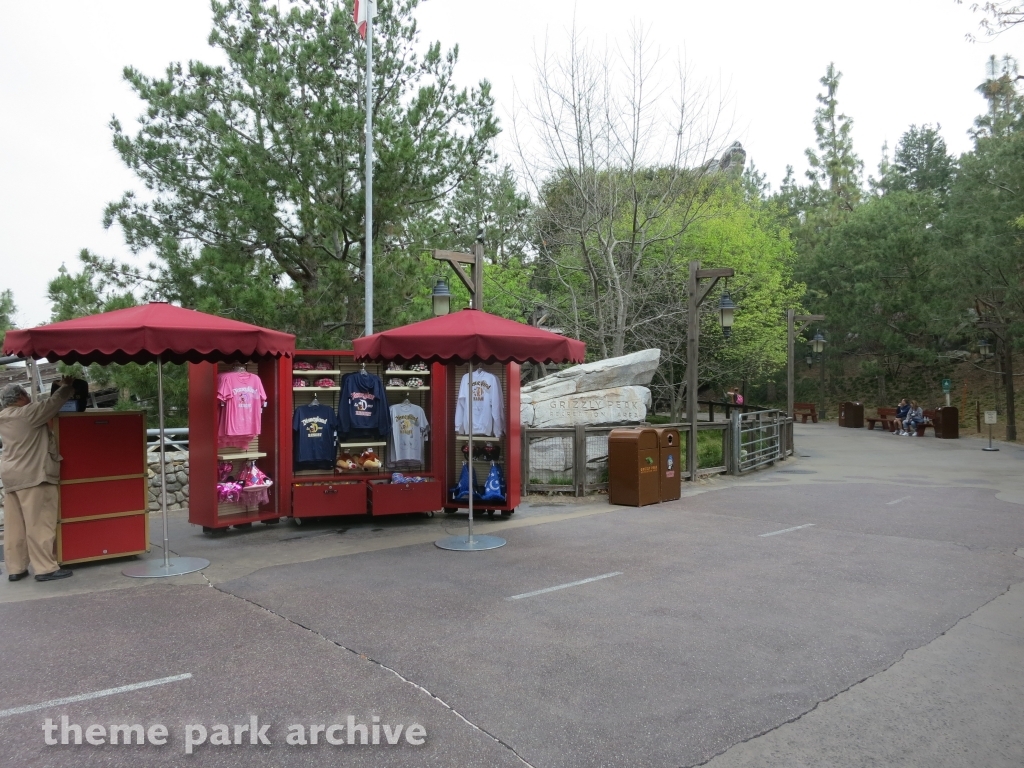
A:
[1, 422, 1022, 767]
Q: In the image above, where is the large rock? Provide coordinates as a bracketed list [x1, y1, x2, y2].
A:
[526, 386, 652, 428]
[523, 349, 660, 400]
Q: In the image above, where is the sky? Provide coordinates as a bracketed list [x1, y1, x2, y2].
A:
[1, 0, 1020, 329]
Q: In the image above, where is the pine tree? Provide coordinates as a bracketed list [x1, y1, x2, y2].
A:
[805, 63, 863, 217]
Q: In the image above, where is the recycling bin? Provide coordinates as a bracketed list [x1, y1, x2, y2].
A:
[608, 428, 661, 507]
[934, 406, 959, 439]
[653, 427, 681, 502]
[838, 401, 864, 428]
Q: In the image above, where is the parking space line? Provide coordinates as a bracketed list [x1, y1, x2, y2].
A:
[759, 524, 815, 538]
[0, 673, 192, 719]
[887, 496, 912, 505]
[506, 572, 623, 601]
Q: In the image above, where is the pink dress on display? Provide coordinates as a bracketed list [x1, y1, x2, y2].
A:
[217, 370, 268, 449]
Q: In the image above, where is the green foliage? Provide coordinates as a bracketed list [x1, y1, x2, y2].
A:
[0, 289, 14, 351]
[99, 0, 498, 345]
[804, 63, 863, 217]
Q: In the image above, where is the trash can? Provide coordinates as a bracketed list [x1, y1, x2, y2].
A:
[653, 427, 681, 502]
[838, 402, 864, 428]
[934, 406, 959, 439]
[608, 428, 661, 507]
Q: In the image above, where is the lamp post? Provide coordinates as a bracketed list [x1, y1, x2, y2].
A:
[687, 260, 735, 480]
[786, 310, 825, 431]
[811, 330, 827, 420]
[432, 228, 485, 311]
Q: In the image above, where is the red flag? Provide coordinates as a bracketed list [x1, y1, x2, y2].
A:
[353, 0, 375, 40]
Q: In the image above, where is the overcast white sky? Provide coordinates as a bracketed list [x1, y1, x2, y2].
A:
[1, 0, 1019, 328]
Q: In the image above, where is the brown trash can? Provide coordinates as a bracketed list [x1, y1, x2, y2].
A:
[934, 406, 959, 439]
[838, 402, 864, 428]
[653, 427, 681, 502]
[608, 428, 661, 507]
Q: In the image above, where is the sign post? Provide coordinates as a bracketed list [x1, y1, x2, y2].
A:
[942, 378, 952, 407]
[983, 410, 999, 452]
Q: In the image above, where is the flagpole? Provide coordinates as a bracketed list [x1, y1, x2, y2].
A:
[364, 3, 374, 336]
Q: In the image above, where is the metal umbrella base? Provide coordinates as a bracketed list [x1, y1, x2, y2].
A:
[435, 534, 506, 551]
[123, 556, 210, 578]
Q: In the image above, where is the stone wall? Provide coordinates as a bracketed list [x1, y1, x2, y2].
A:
[148, 453, 189, 511]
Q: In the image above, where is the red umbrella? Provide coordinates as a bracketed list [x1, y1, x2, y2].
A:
[355, 308, 585, 551]
[3, 302, 294, 365]
[352, 308, 585, 365]
[3, 303, 295, 578]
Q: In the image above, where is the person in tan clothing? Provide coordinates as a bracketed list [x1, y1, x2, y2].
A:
[0, 378, 74, 581]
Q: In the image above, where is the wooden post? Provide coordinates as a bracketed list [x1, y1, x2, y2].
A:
[687, 261, 700, 480]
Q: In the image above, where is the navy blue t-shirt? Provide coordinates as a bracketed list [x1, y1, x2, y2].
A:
[293, 403, 339, 469]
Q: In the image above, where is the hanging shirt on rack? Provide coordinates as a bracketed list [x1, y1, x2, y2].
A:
[338, 370, 391, 440]
[293, 402, 339, 470]
[455, 369, 505, 438]
[388, 402, 429, 467]
[217, 370, 268, 449]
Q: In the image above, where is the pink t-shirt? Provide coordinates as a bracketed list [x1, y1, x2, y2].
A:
[217, 371, 268, 448]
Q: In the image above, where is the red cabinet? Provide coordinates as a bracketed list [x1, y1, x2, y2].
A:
[55, 411, 149, 565]
[58, 515, 148, 563]
[369, 479, 441, 516]
[292, 482, 367, 518]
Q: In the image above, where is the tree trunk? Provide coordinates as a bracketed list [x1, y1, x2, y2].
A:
[1004, 340, 1016, 441]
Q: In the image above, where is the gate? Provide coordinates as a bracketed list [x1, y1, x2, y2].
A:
[731, 409, 785, 473]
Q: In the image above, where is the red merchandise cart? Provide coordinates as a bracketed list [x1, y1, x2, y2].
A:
[286, 350, 446, 522]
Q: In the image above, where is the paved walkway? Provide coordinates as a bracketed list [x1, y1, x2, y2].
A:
[0, 423, 1021, 767]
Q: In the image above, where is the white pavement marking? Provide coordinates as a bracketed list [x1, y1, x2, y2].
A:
[759, 524, 815, 538]
[0, 673, 192, 719]
[506, 572, 623, 601]
[887, 496, 912, 505]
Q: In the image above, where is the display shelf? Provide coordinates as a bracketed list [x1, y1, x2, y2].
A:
[455, 434, 501, 441]
[337, 441, 386, 448]
[384, 370, 431, 376]
[217, 450, 268, 460]
[386, 386, 431, 391]
[292, 370, 341, 376]
[293, 386, 341, 391]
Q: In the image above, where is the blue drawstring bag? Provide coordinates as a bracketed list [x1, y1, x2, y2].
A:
[450, 462, 478, 501]
[481, 462, 506, 503]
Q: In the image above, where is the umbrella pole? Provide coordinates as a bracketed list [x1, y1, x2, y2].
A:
[158, 356, 171, 567]
[467, 364, 474, 544]
[123, 355, 210, 577]
[435, 363, 505, 552]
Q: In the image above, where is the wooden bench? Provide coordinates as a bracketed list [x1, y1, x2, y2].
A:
[794, 402, 818, 423]
[867, 407, 901, 432]
[890, 408, 937, 436]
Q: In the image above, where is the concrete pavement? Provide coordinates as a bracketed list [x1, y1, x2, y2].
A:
[0, 422, 1021, 767]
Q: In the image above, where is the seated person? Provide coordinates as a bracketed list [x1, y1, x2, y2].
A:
[893, 398, 909, 433]
[901, 400, 924, 436]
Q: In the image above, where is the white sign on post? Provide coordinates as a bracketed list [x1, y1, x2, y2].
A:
[984, 410, 998, 425]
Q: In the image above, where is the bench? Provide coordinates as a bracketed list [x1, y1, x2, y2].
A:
[867, 408, 901, 432]
[794, 402, 818, 423]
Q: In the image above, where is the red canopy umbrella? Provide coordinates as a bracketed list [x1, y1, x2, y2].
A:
[354, 308, 585, 551]
[3, 302, 294, 366]
[3, 302, 295, 578]
[353, 308, 586, 365]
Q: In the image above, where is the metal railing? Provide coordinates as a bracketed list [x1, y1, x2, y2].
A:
[730, 409, 787, 473]
[522, 420, 735, 496]
[147, 428, 189, 454]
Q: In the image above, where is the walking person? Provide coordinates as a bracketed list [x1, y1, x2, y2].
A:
[0, 378, 75, 581]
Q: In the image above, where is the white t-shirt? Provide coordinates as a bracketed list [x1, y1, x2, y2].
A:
[455, 370, 505, 438]
[388, 402, 429, 464]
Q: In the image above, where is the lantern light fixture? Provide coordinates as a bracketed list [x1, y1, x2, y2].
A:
[979, 338, 993, 359]
[718, 290, 737, 339]
[431, 276, 452, 317]
[811, 330, 826, 355]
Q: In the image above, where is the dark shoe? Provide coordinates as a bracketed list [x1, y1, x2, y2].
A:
[35, 569, 73, 582]
[7, 571, 29, 582]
